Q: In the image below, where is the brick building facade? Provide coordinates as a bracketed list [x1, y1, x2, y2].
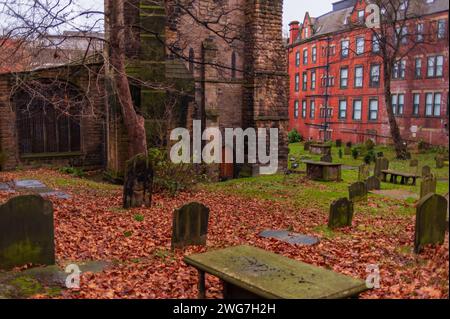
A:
[287, 0, 449, 146]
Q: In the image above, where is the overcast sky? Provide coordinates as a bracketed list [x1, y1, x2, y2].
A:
[2, 0, 336, 34]
[75, 0, 335, 32]
[283, 0, 334, 32]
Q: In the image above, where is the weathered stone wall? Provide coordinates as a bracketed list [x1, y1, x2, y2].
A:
[0, 63, 106, 170]
[106, 0, 288, 177]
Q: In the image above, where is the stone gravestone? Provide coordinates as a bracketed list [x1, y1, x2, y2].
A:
[422, 165, 432, 178]
[436, 156, 445, 169]
[0, 195, 55, 269]
[304, 141, 312, 151]
[336, 140, 342, 148]
[320, 154, 333, 163]
[366, 176, 381, 191]
[414, 194, 447, 253]
[123, 154, 154, 208]
[171, 202, 210, 250]
[358, 164, 370, 181]
[410, 159, 419, 167]
[420, 175, 437, 199]
[374, 157, 389, 179]
[349, 182, 368, 202]
[328, 198, 354, 229]
[344, 146, 351, 156]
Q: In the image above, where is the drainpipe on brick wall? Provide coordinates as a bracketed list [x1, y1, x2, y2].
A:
[323, 36, 331, 143]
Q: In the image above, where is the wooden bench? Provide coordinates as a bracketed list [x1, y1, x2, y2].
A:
[381, 170, 420, 186]
[303, 160, 342, 182]
[184, 245, 369, 299]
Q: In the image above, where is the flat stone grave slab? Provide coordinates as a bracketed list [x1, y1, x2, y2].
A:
[259, 230, 319, 246]
[14, 180, 47, 189]
[185, 245, 369, 299]
[371, 189, 419, 201]
[11, 180, 71, 199]
[0, 183, 14, 192]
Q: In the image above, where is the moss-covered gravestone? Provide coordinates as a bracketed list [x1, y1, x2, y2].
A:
[420, 175, 437, 199]
[0, 195, 54, 270]
[349, 182, 368, 202]
[414, 194, 447, 253]
[366, 176, 381, 191]
[374, 157, 389, 179]
[344, 146, 351, 156]
[171, 202, 210, 250]
[328, 198, 354, 229]
[410, 159, 419, 167]
[422, 165, 431, 178]
[123, 153, 154, 208]
[436, 156, 445, 169]
[358, 164, 370, 182]
[304, 141, 312, 151]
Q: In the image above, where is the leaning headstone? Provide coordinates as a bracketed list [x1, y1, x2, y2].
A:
[374, 157, 389, 179]
[422, 165, 432, 178]
[420, 175, 437, 199]
[123, 154, 154, 208]
[436, 156, 445, 169]
[349, 182, 368, 202]
[414, 194, 447, 253]
[304, 141, 312, 151]
[410, 159, 419, 167]
[358, 164, 370, 181]
[0, 195, 54, 269]
[344, 146, 351, 156]
[328, 198, 354, 229]
[366, 176, 381, 191]
[171, 202, 210, 250]
[321, 154, 333, 163]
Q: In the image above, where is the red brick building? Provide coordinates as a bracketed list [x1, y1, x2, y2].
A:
[287, 0, 449, 146]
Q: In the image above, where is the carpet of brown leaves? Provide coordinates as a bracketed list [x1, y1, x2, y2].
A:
[0, 169, 448, 299]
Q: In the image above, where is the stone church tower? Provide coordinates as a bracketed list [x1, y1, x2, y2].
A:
[104, 0, 288, 179]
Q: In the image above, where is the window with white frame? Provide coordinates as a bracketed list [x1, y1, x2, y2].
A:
[392, 94, 405, 115]
[311, 71, 316, 90]
[312, 46, 317, 63]
[341, 40, 349, 58]
[295, 51, 300, 66]
[438, 19, 446, 39]
[427, 55, 444, 77]
[302, 100, 307, 118]
[354, 66, 364, 88]
[340, 67, 349, 88]
[416, 23, 424, 42]
[310, 100, 315, 119]
[302, 72, 308, 91]
[393, 60, 406, 79]
[356, 37, 365, 55]
[303, 49, 308, 64]
[370, 64, 380, 87]
[369, 99, 379, 120]
[413, 93, 420, 115]
[294, 100, 299, 118]
[339, 100, 347, 119]
[372, 34, 380, 52]
[295, 73, 300, 91]
[353, 99, 362, 120]
[425, 93, 441, 116]
[415, 58, 422, 78]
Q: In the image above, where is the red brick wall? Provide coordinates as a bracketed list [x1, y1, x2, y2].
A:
[288, 10, 449, 146]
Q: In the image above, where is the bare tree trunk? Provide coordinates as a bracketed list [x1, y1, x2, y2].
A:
[383, 60, 408, 159]
[109, 0, 152, 208]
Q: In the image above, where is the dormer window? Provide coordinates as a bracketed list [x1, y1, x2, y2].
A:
[304, 27, 309, 38]
[357, 10, 365, 22]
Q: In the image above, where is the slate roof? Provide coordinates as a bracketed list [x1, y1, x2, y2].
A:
[293, 0, 449, 45]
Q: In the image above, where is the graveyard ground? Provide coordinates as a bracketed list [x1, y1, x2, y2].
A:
[0, 143, 448, 299]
